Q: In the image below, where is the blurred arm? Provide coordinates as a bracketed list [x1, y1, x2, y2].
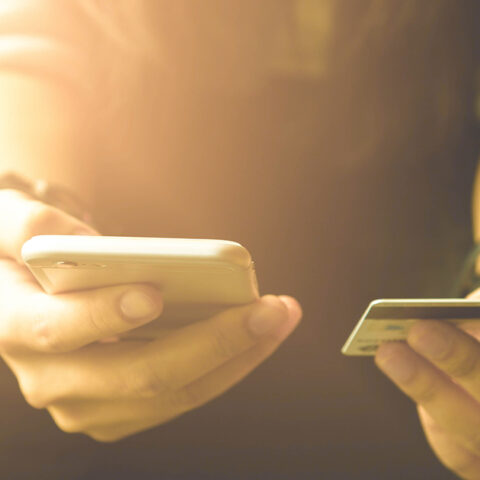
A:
[0, 72, 96, 205]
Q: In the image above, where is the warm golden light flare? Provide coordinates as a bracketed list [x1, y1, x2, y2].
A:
[0, 1, 477, 479]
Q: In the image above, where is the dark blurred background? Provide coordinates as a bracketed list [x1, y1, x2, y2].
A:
[2, 1, 480, 478]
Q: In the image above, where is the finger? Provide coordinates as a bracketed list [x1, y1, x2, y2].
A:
[0, 282, 163, 353]
[456, 290, 480, 341]
[3, 341, 145, 409]
[114, 297, 300, 440]
[172, 296, 301, 412]
[467, 289, 480, 300]
[418, 406, 480, 480]
[45, 397, 179, 442]
[375, 342, 480, 457]
[459, 324, 480, 343]
[0, 257, 42, 290]
[19, 295, 300, 405]
[407, 320, 480, 401]
[0, 189, 98, 262]
[121, 295, 299, 399]
[43, 298, 301, 442]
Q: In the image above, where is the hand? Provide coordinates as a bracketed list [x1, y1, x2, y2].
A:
[375, 291, 480, 480]
[0, 189, 302, 441]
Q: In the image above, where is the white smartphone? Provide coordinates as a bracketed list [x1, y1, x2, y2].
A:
[341, 298, 480, 356]
[21, 235, 260, 339]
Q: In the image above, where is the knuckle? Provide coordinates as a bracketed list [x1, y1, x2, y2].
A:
[49, 408, 84, 434]
[20, 379, 48, 410]
[210, 327, 239, 361]
[24, 392, 47, 410]
[127, 362, 171, 399]
[410, 374, 438, 404]
[31, 318, 68, 353]
[444, 352, 479, 380]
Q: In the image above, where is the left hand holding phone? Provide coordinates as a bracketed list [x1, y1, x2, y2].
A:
[375, 289, 480, 479]
[0, 189, 302, 441]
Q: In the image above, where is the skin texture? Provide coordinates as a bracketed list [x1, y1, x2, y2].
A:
[0, 189, 302, 441]
[375, 294, 480, 478]
[375, 161, 480, 480]
[0, 50, 304, 443]
[376, 316, 480, 479]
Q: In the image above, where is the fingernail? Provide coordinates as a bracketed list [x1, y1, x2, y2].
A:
[278, 295, 303, 324]
[120, 289, 161, 322]
[248, 296, 289, 336]
[376, 344, 416, 383]
[409, 323, 451, 359]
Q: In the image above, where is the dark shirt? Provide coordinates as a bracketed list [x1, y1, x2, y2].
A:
[0, 2, 478, 479]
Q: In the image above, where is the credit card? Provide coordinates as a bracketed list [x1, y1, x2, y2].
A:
[341, 299, 480, 356]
